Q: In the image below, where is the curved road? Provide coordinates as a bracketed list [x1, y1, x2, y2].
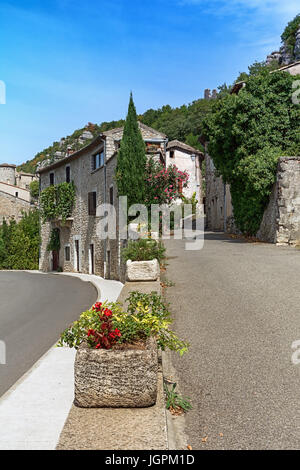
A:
[164, 233, 300, 450]
[0, 272, 97, 397]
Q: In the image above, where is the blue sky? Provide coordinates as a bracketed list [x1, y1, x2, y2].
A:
[0, 0, 299, 166]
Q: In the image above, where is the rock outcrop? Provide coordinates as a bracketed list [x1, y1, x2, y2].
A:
[294, 26, 300, 61]
[266, 23, 300, 67]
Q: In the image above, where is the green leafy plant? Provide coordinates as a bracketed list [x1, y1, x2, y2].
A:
[0, 210, 40, 270]
[47, 228, 60, 252]
[58, 293, 189, 356]
[29, 180, 39, 199]
[40, 181, 75, 223]
[121, 238, 166, 264]
[281, 14, 300, 54]
[202, 66, 300, 235]
[116, 93, 147, 212]
[164, 382, 192, 413]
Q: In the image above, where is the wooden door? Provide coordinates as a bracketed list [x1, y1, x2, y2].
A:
[52, 250, 59, 271]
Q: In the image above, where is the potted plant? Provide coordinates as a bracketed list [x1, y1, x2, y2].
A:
[122, 239, 166, 281]
[58, 292, 189, 408]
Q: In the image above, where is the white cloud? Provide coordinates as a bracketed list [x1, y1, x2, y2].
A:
[178, 0, 299, 18]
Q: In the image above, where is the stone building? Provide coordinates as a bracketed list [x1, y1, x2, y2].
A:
[166, 140, 204, 202]
[0, 163, 37, 222]
[205, 152, 235, 232]
[38, 122, 203, 277]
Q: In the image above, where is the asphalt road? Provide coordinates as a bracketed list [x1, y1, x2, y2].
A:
[164, 232, 300, 450]
[0, 272, 97, 397]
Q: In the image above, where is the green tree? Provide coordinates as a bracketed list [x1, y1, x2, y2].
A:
[116, 93, 147, 209]
[29, 180, 39, 199]
[202, 67, 300, 234]
[281, 14, 300, 53]
[0, 210, 40, 270]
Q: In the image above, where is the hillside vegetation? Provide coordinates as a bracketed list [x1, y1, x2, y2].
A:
[17, 99, 212, 174]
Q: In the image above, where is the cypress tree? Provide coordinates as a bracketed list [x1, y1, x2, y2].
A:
[116, 93, 146, 209]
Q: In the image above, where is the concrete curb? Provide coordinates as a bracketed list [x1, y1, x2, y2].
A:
[162, 351, 189, 450]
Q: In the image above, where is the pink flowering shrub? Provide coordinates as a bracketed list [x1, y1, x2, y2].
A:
[145, 157, 189, 206]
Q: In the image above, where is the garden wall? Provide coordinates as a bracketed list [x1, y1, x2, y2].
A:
[257, 157, 300, 245]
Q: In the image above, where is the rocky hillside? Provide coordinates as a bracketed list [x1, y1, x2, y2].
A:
[266, 14, 300, 65]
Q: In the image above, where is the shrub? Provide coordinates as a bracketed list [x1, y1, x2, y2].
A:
[121, 238, 166, 264]
[29, 180, 39, 199]
[0, 210, 40, 270]
[58, 292, 189, 356]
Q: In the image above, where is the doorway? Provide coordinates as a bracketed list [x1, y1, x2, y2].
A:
[89, 244, 94, 274]
[52, 250, 59, 271]
[75, 239, 80, 272]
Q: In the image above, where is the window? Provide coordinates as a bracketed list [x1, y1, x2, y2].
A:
[88, 191, 97, 216]
[109, 186, 114, 206]
[170, 150, 175, 159]
[66, 166, 71, 183]
[65, 245, 70, 261]
[92, 150, 104, 171]
[50, 172, 55, 186]
[15, 192, 18, 198]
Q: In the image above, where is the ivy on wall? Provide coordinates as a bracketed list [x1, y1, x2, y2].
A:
[40, 181, 76, 223]
[201, 66, 300, 235]
[46, 228, 61, 252]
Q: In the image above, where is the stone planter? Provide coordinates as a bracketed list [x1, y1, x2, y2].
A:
[74, 337, 158, 408]
[126, 258, 160, 281]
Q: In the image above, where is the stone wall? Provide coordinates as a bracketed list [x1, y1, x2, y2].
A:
[257, 157, 300, 245]
[0, 182, 31, 202]
[205, 153, 234, 231]
[0, 190, 32, 222]
[0, 165, 16, 185]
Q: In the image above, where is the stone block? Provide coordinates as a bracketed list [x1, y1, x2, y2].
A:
[126, 259, 160, 281]
[74, 337, 158, 408]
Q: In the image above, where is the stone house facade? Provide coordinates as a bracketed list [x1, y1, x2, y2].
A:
[205, 152, 235, 232]
[0, 163, 37, 222]
[38, 135, 120, 278]
[38, 122, 203, 277]
[166, 140, 204, 203]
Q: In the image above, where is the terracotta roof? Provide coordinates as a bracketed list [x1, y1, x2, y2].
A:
[167, 140, 204, 156]
[103, 121, 167, 139]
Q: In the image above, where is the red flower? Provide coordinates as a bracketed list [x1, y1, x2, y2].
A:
[114, 328, 121, 337]
[93, 302, 103, 312]
[95, 343, 101, 349]
[103, 308, 112, 317]
[87, 329, 95, 337]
